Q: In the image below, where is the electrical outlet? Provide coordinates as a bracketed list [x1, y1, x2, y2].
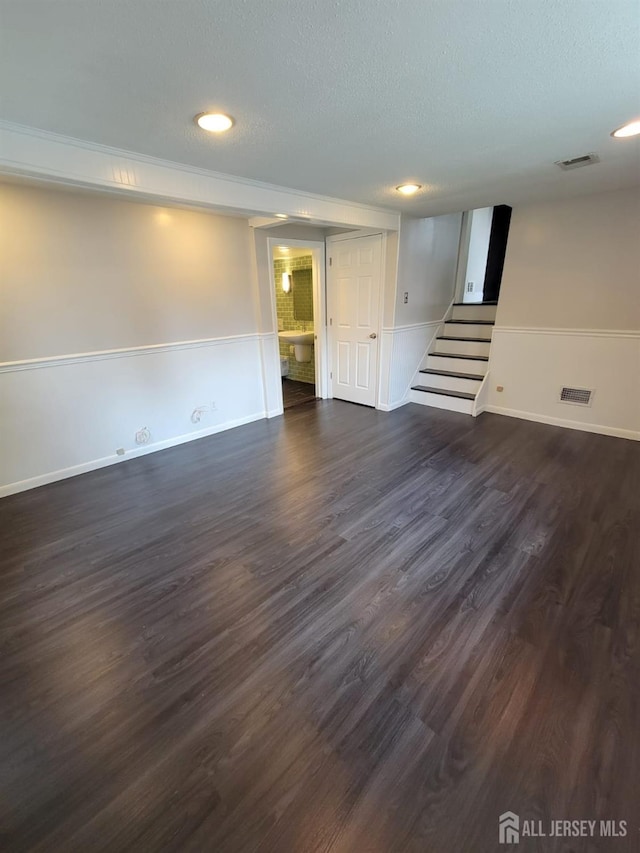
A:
[211, 401, 217, 411]
[467, 281, 474, 293]
[116, 447, 125, 456]
[403, 292, 409, 304]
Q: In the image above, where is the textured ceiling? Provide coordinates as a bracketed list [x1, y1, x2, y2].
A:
[1, 0, 639, 216]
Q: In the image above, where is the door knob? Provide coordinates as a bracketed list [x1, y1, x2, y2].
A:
[369, 332, 377, 339]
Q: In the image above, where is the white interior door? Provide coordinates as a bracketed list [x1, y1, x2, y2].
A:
[328, 234, 382, 407]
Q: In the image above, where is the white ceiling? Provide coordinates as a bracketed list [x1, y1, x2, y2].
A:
[1, 0, 639, 217]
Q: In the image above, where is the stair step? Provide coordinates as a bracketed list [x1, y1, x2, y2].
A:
[436, 337, 491, 357]
[411, 385, 476, 401]
[437, 335, 492, 343]
[443, 321, 495, 340]
[429, 352, 489, 361]
[446, 319, 495, 325]
[452, 301, 498, 306]
[419, 368, 485, 381]
[409, 386, 475, 414]
[426, 353, 488, 376]
[417, 368, 483, 393]
[452, 303, 497, 323]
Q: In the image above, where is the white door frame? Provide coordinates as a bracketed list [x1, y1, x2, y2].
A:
[266, 237, 328, 406]
[326, 231, 386, 408]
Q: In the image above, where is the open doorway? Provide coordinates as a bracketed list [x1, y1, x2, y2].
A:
[456, 205, 512, 304]
[268, 238, 327, 411]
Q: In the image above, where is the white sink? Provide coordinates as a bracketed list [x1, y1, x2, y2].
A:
[278, 330, 314, 363]
[278, 330, 314, 345]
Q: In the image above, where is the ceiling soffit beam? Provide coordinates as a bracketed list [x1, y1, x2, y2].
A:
[0, 121, 400, 232]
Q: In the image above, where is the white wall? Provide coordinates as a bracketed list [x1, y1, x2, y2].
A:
[394, 213, 463, 326]
[495, 187, 640, 330]
[463, 206, 493, 303]
[0, 182, 269, 495]
[486, 187, 640, 439]
[382, 229, 400, 328]
[380, 213, 462, 409]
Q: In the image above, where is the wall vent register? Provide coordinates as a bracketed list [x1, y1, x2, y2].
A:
[559, 387, 593, 406]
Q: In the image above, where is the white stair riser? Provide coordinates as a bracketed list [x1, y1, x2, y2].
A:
[419, 373, 482, 394]
[435, 338, 491, 357]
[410, 389, 475, 414]
[444, 322, 494, 339]
[426, 354, 488, 374]
[452, 304, 497, 322]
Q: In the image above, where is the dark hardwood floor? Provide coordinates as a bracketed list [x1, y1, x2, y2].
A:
[1, 402, 638, 852]
[282, 378, 316, 410]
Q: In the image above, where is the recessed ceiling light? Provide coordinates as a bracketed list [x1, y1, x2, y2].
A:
[195, 112, 234, 133]
[396, 183, 422, 196]
[611, 119, 640, 139]
[275, 214, 289, 219]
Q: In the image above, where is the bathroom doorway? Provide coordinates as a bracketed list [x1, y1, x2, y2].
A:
[269, 239, 328, 411]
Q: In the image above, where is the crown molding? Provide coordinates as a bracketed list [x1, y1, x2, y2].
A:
[0, 120, 400, 230]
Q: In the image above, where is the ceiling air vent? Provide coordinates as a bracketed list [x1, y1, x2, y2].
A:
[559, 387, 593, 406]
[555, 153, 600, 171]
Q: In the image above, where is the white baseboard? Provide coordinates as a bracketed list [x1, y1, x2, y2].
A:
[0, 411, 267, 498]
[481, 405, 640, 441]
[378, 397, 409, 412]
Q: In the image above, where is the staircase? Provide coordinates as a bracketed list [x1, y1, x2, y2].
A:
[410, 301, 496, 414]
